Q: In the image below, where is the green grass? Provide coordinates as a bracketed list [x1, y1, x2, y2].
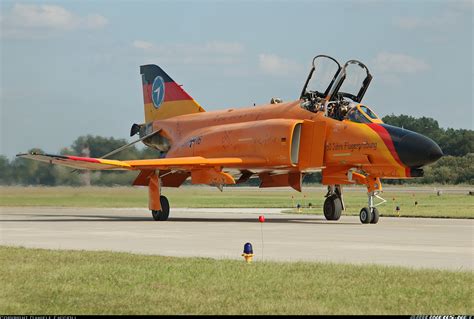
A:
[0, 186, 472, 218]
[0, 246, 472, 315]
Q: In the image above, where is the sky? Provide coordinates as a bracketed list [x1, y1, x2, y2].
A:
[1, 0, 473, 159]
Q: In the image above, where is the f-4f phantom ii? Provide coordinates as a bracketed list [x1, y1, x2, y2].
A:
[18, 54, 443, 224]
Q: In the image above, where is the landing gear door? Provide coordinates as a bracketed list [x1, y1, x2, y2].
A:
[300, 55, 341, 101]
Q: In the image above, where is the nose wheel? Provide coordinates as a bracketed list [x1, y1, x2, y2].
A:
[345, 171, 385, 225]
[360, 191, 384, 224]
[371, 207, 379, 224]
[359, 207, 379, 224]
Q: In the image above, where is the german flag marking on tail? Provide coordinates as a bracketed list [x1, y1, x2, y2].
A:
[140, 65, 205, 123]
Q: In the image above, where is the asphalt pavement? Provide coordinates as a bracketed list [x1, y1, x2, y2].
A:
[1, 207, 472, 271]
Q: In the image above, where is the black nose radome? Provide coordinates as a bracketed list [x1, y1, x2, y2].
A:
[381, 124, 443, 168]
[397, 132, 443, 167]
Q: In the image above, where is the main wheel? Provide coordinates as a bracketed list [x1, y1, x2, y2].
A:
[323, 195, 342, 221]
[370, 207, 379, 224]
[359, 207, 372, 224]
[151, 195, 170, 221]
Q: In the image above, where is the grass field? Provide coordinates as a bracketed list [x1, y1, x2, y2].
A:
[0, 186, 472, 218]
[0, 246, 472, 315]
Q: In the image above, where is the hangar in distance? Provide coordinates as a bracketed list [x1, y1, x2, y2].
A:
[18, 54, 443, 224]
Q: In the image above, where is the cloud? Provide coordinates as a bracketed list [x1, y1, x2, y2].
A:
[82, 14, 108, 29]
[393, 11, 460, 30]
[133, 40, 154, 50]
[1, 4, 108, 38]
[258, 53, 303, 76]
[371, 52, 430, 85]
[132, 40, 245, 65]
[372, 52, 430, 74]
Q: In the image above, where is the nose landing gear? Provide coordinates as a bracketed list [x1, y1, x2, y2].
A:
[360, 191, 385, 224]
[349, 171, 386, 224]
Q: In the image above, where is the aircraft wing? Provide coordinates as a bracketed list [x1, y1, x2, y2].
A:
[16, 153, 267, 171]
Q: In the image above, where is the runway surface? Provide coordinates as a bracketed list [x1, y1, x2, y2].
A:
[1, 207, 472, 271]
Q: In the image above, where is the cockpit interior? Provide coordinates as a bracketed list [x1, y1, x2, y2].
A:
[300, 55, 382, 124]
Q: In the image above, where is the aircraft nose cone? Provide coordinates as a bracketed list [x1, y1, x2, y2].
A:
[397, 132, 443, 168]
[379, 124, 443, 168]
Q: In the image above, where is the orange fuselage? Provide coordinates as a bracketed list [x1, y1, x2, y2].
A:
[150, 100, 412, 186]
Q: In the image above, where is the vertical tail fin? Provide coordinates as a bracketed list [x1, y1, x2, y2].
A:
[140, 64, 205, 123]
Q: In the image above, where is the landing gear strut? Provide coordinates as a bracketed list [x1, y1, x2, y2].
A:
[148, 170, 171, 221]
[323, 185, 344, 221]
[347, 171, 386, 225]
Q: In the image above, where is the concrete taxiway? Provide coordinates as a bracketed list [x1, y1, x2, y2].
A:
[1, 207, 472, 270]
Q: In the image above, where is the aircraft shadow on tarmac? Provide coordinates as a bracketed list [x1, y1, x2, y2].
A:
[1, 213, 358, 225]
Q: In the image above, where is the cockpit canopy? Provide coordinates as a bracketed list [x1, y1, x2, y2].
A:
[300, 55, 381, 124]
[301, 55, 372, 104]
[300, 55, 341, 101]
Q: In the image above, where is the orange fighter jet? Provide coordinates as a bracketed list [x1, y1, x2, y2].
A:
[18, 54, 443, 224]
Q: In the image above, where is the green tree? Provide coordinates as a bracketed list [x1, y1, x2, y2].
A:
[438, 129, 474, 157]
[0, 155, 12, 184]
[71, 135, 142, 160]
[303, 172, 322, 184]
[68, 135, 148, 186]
[10, 148, 56, 185]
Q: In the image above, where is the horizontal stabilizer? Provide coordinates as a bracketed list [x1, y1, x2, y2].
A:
[16, 153, 131, 170]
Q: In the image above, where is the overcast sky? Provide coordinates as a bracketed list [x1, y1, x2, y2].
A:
[1, 0, 472, 159]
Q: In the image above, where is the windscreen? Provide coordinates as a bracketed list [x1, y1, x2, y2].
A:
[347, 108, 371, 124]
[360, 105, 378, 120]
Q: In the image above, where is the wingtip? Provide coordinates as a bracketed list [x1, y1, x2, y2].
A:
[16, 151, 44, 157]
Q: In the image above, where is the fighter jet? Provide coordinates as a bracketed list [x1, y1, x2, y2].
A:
[18, 55, 443, 224]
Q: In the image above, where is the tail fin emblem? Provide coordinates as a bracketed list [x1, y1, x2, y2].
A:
[152, 76, 165, 109]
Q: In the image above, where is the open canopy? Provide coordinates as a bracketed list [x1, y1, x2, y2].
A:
[300, 55, 372, 104]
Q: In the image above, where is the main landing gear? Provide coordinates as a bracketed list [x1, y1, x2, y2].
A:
[152, 195, 170, 221]
[148, 171, 170, 221]
[323, 185, 344, 221]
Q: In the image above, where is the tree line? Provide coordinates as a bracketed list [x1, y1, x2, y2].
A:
[1, 114, 472, 186]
